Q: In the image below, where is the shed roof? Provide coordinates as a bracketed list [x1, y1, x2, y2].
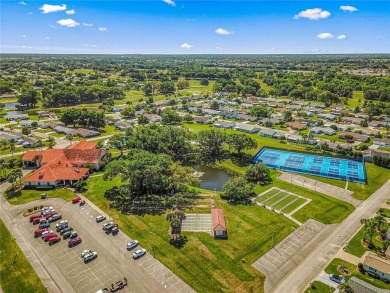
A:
[211, 208, 227, 231]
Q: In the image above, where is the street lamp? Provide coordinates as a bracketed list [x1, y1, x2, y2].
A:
[272, 231, 275, 248]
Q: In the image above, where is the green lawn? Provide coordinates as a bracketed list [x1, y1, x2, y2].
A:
[264, 192, 287, 206]
[256, 188, 280, 202]
[0, 219, 46, 293]
[83, 175, 298, 292]
[273, 195, 297, 210]
[283, 198, 307, 214]
[304, 281, 333, 293]
[325, 258, 390, 289]
[6, 188, 75, 205]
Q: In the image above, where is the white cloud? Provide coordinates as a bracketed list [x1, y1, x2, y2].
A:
[180, 43, 193, 49]
[317, 33, 334, 39]
[65, 9, 75, 15]
[215, 28, 234, 35]
[340, 5, 358, 12]
[83, 22, 93, 27]
[28, 12, 33, 15]
[18, 1, 27, 5]
[216, 46, 223, 50]
[294, 8, 331, 20]
[57, 19, 80, 27]
[16, 45, 32, 49]
[45, 36, 50, 40]
[98, 27, 107, 32]
[186, 18, 196, 22]
[22, 34, 27, 38]
[337, 34, 348, 40]
[84, 44, 97, 48]
[40, 4, 67, 14]
[162, 0, 175, 6]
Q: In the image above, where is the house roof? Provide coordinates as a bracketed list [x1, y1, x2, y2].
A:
[363, 253, 390, 274]
[211, 208, 227, 231]
[68, 141, 97, 150]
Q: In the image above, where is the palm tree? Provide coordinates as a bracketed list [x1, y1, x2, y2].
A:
[9, 141, 15, 158]
[382, 239, 390, 253]
[66, 133, 74, 146]
[375, 214, 385, 231]
[14, 168, 23, 188]
[337, 283, 354, 293]
[7, 170, 18, 190]
[32, 154, 43, 167]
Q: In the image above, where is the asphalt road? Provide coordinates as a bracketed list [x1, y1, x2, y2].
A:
[272, 179, 390, 293]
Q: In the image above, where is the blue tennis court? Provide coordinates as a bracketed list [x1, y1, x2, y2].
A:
[253, 148, 366, 184]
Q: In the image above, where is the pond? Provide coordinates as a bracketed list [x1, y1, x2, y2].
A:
[4, 103, 20, 109]
[192, 164, 231, 191]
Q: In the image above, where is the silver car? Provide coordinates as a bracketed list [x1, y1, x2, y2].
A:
[132, 249, 146, 259]
[127, 240, 139, 250]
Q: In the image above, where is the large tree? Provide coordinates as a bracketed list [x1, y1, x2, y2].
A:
[18, 88, 38, 108]
[226, 133, 257, 156]
[245, 163, 272, 185]
[222, 177, 255, 204]
[197, 129, 226, 163]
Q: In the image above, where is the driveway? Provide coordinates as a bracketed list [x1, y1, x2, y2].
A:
[316, 271, 338, 289]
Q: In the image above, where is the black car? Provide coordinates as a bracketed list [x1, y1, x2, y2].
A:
[56, 223, 68, 232]
[62, 230, 75, 239]
[60, 226, 73, 235]
[48, 214, 62, 223]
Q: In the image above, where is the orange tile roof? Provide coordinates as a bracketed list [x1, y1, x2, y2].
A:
[212, 208, 227, 231]
[68, 141, 97, 150]
[63, 149, 102, 163]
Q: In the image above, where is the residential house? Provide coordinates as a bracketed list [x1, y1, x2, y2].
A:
[41, 122, 65, 129]
[342, 116, 363, 125]
[287, 121, 307, 131]
[202, 109, 220, 116]
[306, 107, 324, 114]
[326, 123, 350, 131]
[19, 120, 44, 128]
[237, 114, 257, 122]
[310, 127, 336, 136]
[362, 253, 390, 282]
[105, 117, 121, 125]
[212, 208, 227, 239]
[349, 276, 389, 293]
[22, 141, 107, 187]
[241, 103, 254, 109]
[370, 121, 390, 128]
[213, 121, 236, 129]
[114, 121, 133, 131]
[0, 131, 20, 142]
[352, 127, 382, 136]
[135, 110, 146, 117]
[317, 139, 352, 151]
[112, 105, 127, 112]
[258, 117, 282, 126]
[317, 113, 336, 121]
[286, 134, 302, 143]
[363, 149, 390, 162]
[153, 100, 166, 107]
[311, 103, 326, 109]
[54, 126, 74, 135]
[234, 123, 260, 133]
[5, 113, 29, 121]
[193, 116, 212, 124]
[143, 114, 162, 122]
[339, 131, 370, 142]
[37, 111, 56, 119]
[22, 137, 38, 148]
[298, 119, 318, 126]
[70, 128, 100, 138]
[258, 128, 284, 139]
[373, 138, 390, 148]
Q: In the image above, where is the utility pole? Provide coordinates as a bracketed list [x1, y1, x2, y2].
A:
[152, 245, 155, 258]
[272, 231, 275, 248]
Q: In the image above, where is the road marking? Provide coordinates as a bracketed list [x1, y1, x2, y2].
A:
[259, 257, 278, 269]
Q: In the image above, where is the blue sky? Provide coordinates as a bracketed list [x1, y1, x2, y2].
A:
[1, 1, 389, 54]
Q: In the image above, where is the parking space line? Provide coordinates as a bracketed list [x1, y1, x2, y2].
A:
[259, 257, 278, 269]
[78, 277, 100, 290]
[166, 278, 182, 290]
[160, 273, 176, 284]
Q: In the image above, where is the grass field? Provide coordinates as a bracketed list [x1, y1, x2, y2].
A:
[0, 219, 46, 293]
[264, 192, 287, 206]
[304, 281, 333, 293]
[283, 198, 307, 214]
[83, 175, 298, 292]
[325, 258, 390, 289]
[256, 188, 280, 202]
[273, 195, 297, 210]
[6, 188, 75, 205]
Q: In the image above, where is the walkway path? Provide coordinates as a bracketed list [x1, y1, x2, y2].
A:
[272, 179, 390, 293]
[278, 172, 362, 208]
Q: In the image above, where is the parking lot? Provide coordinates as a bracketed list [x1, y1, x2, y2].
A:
[15, 199, 194, 293]
[252, 219, 335, 292]
[181, 214, 212, 233]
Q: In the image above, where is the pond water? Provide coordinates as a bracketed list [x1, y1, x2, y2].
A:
[192, 164, 231, 191]
[4, 103, 20, 109]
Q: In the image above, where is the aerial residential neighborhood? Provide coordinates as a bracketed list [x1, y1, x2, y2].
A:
[0, 1, 390, 293]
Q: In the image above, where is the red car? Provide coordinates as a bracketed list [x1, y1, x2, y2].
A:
[68, 237, 82, 247]
[29, 213, 42, 222]
[48, 235, 61, 245]
[45, 211, 57, 219]
[34, 228, 48, 237]
[32, 216, 43, 225]
[72, 197, 81, 204]
[43, 232, 57, 241]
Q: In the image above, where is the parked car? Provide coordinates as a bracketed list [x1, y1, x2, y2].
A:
[102, 222, 114, 231]
[43, 232, 57, 241]
[69, 231, 78, 239]
[104, 224, 118, 233]
[48, 235, 61, 245]
[60, 226, 73, 236]
[329, 274, 345, 284]
[34, 228, 49, 237]
[30, 214, 42, 222]
[57, 225, 69, 234]
[111, 226, 119, 235]
[96, 288, 109, 293]
[39, 221, 50, 229]
[48, 214, 62, 222]
[41, 207, 54, 216]
[45, 211, 57, 219]
[81, 249, 93, 257]
[127, 240, 139, 250]
[62, 229, 75, 239]
[56, 221, 68, 232]
[55, 220, 68, 228]
[32, 217, 43, 225]
[72, 197, 81, 204]
[79, 200, 85, 206]
[96, 215, 106, 223]
[132, 249, 146, 259]
[68, 237, 82, 247]
[40, 230, 53, 239]
[109, 278, 127, 292]
[83, 251, 98, 263]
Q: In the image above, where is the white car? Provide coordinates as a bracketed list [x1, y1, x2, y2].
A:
[102, 222, 114, 230]
[81, 249, 93, 257]
[132, 249, 146, 259]
[56, 220, 68, 228]
[41, 230, 53, 238]
[83, 251, 98, 263]
[96, 215, 106, 223]
[127, 240, 139, 250]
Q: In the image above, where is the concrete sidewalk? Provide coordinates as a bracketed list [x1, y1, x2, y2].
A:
[278, 172, 362, 208]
